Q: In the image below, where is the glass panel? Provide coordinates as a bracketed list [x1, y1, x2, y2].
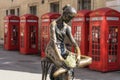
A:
[108, 26, 118, 63]
[50, 2, 59, 13]
[17, 8, 20, 16]
[73, 26, 81, 47]
[20, 25, 24, 48]
[11, 25, 18, 45]
[42, 26, 49, 51]
[92, 26, 100, 62]
[10, 9, 15, 15]
[78, 0, 91, 10]
[29, 26, 36, 49]
[30, 6, 37, 15]
[4, 25, 8, 44]
[6, 10, 8, 16]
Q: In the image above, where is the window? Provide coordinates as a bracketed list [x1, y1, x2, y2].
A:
[6, 10, 8, 16]
[106, 0, 114, 1]
[108, 26, 118, 63]
[78, 0, 91, 10]
[73, 26, 81, 46]
[30, 6, 37, 15]
[11, 25, 18, 45]
[50, 2, 59, 12]
[17, 8, 20, 16]
[92, 26, 100, 62]
[10, 9, 15, 15]
[20, 25, 24, 48]
[29, 26, 36, 49]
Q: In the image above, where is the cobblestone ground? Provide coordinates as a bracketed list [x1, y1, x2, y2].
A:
[0, 46, 120, 80]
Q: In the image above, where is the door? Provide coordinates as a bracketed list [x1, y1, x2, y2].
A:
[91, 26, 100, 62]
[4, 24, 8, 44]
[108, 26, 118, 64]
[20, 24, 24, 48]
[73, 26, 81, 47]
[41, 26, 49, 52]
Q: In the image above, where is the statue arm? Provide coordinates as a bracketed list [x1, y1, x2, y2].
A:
[66, 26, 81, 59]
[50, 23, 64, 61]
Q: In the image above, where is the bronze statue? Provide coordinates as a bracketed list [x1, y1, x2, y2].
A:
[45, 4, 92, 80]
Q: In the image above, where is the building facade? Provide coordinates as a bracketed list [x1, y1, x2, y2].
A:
[106, 0, 120, 11]
[0, 0, 106, 42]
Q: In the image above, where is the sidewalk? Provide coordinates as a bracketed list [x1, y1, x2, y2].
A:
[0, 70, 42, 80]
[0, 47, 49, 80]
[0, 47, 120, 80]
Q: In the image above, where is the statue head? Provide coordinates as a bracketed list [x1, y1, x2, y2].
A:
[62, 4, 77, 23]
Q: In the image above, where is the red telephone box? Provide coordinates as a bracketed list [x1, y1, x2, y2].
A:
[4, 15, 20, 50]
[89, 8, 120, 72]
[72, 10, 91, 55]
[20, 14, 38, 54]
[40, 13, 60, 57]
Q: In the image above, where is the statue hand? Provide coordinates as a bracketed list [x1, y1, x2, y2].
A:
[76, 55, 81, 60]
[59, 57, 65, 62]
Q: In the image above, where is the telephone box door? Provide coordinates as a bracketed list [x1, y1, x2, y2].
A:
[72, 10, 91, 55]
[89, 22, 101, 71]
[107, 25, 119, 70]
[29, 25, 37, 49]
[72, 25, 82, 48]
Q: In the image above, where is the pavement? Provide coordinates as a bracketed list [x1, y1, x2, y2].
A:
[0, 46, 120, 80]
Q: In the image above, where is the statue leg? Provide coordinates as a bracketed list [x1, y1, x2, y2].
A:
[50, 65, 69, 80]
[50, 65, 56, 80]
[66, 69, 74, 80]
[54, 70, 74, 80]
[77, 55, 92, 68]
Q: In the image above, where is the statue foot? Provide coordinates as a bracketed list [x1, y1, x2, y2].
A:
[53, 68, 67, 77]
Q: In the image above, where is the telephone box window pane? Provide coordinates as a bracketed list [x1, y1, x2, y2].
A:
[73, 26, 81, 47]
[42, 26, 49, 51]
[4, 25, 8, 44]
[20, 25, 24, 48]
[29, 26, 36, 49]
[108, 26, 118, 63]
[92, 26, 100, 62]
[11, 25, 18, 45]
